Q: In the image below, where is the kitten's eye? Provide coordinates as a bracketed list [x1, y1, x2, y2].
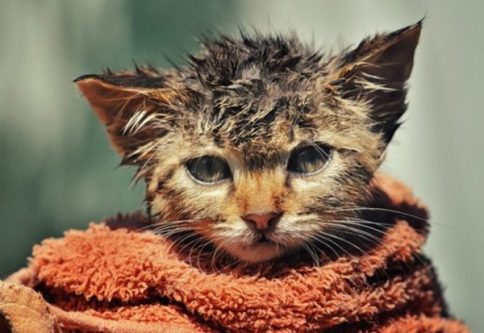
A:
[186, 156, 231, 184]
[287, 144, 331, 174]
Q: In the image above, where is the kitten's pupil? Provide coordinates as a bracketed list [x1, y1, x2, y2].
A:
[186, 156, 231, 184]
[287, 144, 330, 174]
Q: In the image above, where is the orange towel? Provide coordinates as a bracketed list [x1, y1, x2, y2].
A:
[3, 176, 469, 332]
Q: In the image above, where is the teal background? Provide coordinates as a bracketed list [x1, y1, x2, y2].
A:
[1, 1, 482, 330]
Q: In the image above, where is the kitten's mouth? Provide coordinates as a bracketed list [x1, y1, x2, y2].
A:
[255, 235, 272, 244]
[254, 232, 283, 246]
[238, 233, 278, 248]
[221, 234, 286, 263]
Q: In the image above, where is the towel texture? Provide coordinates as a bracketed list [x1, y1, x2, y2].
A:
[3, 175, 469, 332]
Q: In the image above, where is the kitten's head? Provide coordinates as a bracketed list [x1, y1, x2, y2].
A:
[76, 22, 421, 263]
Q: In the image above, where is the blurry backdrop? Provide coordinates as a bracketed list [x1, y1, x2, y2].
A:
[1, 0, 482, 330]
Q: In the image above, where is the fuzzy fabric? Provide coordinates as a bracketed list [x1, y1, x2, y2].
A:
[2, 175, 469, 332]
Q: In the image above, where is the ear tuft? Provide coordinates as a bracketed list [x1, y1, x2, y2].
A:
[337, 21, 422, 143]
[75, 76, 147, 125]
[75, 74, 174, 160]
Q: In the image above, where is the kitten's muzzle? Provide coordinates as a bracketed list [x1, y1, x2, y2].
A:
[241, 212, 283, 233]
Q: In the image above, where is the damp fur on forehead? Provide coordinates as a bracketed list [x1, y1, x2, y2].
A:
[75, 22, 422, 156]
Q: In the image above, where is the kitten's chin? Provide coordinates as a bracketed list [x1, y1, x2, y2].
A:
[223, 242, 285, 263]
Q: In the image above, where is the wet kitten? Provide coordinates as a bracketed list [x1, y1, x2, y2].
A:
[76, 22, 421, 263]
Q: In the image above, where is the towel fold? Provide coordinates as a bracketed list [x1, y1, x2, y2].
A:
[2, 175, 469, 332]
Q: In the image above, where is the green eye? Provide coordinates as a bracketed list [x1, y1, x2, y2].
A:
[287, 144, 331, 174]
[186, 156, 231, 184]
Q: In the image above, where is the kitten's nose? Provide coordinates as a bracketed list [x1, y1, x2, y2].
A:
[241, 212, 283, 231]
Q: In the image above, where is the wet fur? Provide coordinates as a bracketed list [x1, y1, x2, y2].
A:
[76, 22, 421, 263]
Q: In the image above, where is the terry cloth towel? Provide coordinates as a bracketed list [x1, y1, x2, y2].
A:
[2, 175, 469, 333]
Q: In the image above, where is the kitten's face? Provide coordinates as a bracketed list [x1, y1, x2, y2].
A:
[143, 91, 381, 263]
[77, 23, 421, 263]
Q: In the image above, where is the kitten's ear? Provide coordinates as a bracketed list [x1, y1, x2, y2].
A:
[75, 75, 176, 162]
[336, 21, 422, 143]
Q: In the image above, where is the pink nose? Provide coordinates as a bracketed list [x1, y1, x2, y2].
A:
[241, 212, 283, 231]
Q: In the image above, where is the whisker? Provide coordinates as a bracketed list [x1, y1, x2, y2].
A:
[188, 238, 208, 267]
[296, 214, 397, 228]
[166, 235, 198, 254]
[137, 219, 196, 232]
[195, 240, 214, 271]
[327, 219, 389, 235]
[308, 232, 354, 258]
[326, 206, 428, 222]
[321, 232, 368, 256]
[302, 242, 320, 266]
[323, 222, 384, 245]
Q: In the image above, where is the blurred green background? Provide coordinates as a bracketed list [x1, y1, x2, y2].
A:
[1, 0, 482, 330]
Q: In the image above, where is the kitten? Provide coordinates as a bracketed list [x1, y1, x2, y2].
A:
[76, 22, 421, 263]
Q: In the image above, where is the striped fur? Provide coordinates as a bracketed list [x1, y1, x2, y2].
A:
[76, 22, 421, 263]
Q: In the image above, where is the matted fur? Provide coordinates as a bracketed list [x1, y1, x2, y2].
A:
[76, 22, 421, 263]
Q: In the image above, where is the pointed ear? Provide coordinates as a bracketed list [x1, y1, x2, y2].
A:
[75, 74, 176, 162]
[336, 21, 422, 143]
